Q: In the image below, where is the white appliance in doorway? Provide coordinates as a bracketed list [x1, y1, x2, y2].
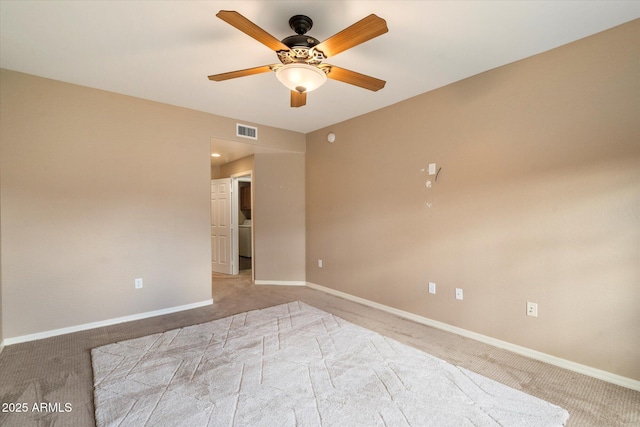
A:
[231, 172, 253, 277]
[239, 219, 252, 257]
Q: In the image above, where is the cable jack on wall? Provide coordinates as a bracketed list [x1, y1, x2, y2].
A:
[421, 162, 442, 209]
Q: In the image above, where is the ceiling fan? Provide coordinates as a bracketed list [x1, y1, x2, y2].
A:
[208, 11, 388, 108]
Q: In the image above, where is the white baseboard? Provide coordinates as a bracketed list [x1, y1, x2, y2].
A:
[306, 282, 640, 392]
[255, 280, 306, 286]
[3, 299, 214, 346]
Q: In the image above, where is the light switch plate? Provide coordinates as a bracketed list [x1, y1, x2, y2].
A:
[428, 282, 436, 294]
[428, 163, 437, 175]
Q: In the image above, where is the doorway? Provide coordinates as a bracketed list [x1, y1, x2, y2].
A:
[232, 171, 253, 280]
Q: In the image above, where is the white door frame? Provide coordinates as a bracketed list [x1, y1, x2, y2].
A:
[231, 170, 253, 280]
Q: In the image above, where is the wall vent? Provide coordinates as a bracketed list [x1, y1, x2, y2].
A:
[236, 123, 258, 140]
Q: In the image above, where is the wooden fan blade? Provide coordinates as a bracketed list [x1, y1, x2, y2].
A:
[325, 65, 386, 91]
[314, 14, 388, 58]
[291, 90, 307, 108]
[208, 65, 274, 81]
[217, 11, 289, 52]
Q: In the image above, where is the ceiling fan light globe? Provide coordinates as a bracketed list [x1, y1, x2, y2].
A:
[276, 63, 327, 93]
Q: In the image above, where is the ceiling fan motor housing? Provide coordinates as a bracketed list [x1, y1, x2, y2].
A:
[281, 34, 320, 50]
[278, 15, 325, 66]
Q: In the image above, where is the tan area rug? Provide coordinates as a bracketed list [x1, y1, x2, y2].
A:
[92, 301, 569, 426]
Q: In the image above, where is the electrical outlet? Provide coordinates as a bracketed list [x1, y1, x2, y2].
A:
[455, 288, 463, 300]
[527, 302, 538, 317]
[318, 259, 323, 268]
[135, 278, 143, 289]
[428, 282, 436, 294]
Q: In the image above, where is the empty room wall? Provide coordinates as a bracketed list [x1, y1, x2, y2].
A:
[306, 21, 639, 381]
[0, 69, 305, 340]
[254, 152, 306, 283]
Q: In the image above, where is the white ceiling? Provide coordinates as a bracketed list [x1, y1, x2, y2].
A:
[1, 1, 638, 138]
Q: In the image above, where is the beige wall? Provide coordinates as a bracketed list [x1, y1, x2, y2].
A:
[217, 155, 255, 179]
[255, 153, 306, 282]
[0, 69, 305, 339]
[306, 21, 640, 380]
[211, 164, 221, 179]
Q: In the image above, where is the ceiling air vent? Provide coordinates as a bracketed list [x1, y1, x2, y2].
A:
[236, 123, 258, 140]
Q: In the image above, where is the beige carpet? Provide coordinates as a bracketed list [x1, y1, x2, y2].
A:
[92, 301, 569, 426]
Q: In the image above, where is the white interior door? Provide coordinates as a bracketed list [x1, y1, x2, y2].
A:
[211, 178, 233, 274]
